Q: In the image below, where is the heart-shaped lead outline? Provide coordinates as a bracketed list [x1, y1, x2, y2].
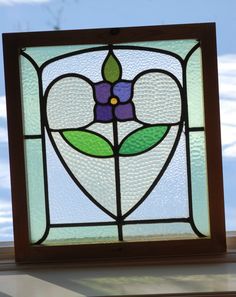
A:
[43, 47, 184, 220]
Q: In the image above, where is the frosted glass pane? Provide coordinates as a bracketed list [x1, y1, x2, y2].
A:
[47, 76, 94, 129]
[44, 225, 118, 245]
[51, 132, 117, 215]
[190, 132, 210, 235]
[86, 121, 142, 146]
[127, 133, 189, 220]
[133, 72, 181, 124]
[117, 121, 142, 142]
[88, 122, 114, 144]
[120, 40, 198, 59]
[187, 48, 205, 127]
[25, 139, 46, 243]
[25, 40, 198, 67]
[123, 223, 197, 241]
[114, 49, 182, 82]
[25, 44, 103, 66]
[45, 131, 114, 224]
[20, 56, 41, 135]
[119, 126, 179, 214]
[42, 51, 108, 91]
[42, 48, 182, 92]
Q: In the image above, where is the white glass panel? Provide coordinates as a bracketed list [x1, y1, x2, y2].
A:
[127, 133, 189, 220]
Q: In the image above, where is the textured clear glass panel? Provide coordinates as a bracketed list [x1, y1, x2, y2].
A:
[44, 226, 118, 245]
[114, 49, 182, 82]
[51, 132, 117, 215]
[120, 40, 198, 59]
[88, 122, 114, 144]
[190, 132, 210, 235]
[25, 44, 103, 67]
[133, 72, 181, 124]
[123, 223, 197, 241]
[187, 48, 205, 127]
[42, 50, 108, 91]
[20, 56, 41, 135]
[127, 133, 189, 220]
[119, 126, 179, 214]
[42, 49, 182, 93]
[47, 76, 94, 129]
[25, 139, 46, 242]
[117, 121, 142, 141]
[85, 121, 143, 146]
[45, 131, 114, 224]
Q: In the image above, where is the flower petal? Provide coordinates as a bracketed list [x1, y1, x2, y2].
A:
[95, 104, 113, 122]
[113, 82, 132, 102]
[115, 103, 134, 121]
[94, 82, 111, 104]
[133, 72, 182, 124]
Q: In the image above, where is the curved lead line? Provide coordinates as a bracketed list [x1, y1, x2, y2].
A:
[189, 220, 207, 238]
[55, 124, 175, 159]
[43, 72, 94, 98]
[46, 127, 117, 221]
[118, 125, 171, 157]
[20, 50, 40, 74]
[20, 50, 52, 245]
[182, 41, 206, 238]
[131, 68, 185, 125]
[40, 45, 111, 71]
[184, 42, 201, 65]
[34, 225, 50, 245]
[39, 44, 185, 72]
[122, 122, 184, 220]
[59, 129, 114, 159]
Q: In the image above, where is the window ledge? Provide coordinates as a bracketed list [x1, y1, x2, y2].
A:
[0, 259, 236, 296]
[0, 233, 236, 296]
[1, 232, 236, 268]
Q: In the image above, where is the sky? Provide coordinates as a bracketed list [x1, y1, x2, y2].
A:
[0, 0, 236, 241]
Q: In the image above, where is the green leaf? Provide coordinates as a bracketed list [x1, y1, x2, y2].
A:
[102, 51, 121, 83]
[62, 130, 114, 157]
[119, 125, 169, 156]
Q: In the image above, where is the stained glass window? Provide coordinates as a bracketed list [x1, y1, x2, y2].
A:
[3, 24, 226, 262]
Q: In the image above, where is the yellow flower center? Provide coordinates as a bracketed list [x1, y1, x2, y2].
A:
[110, 97, 119, 105]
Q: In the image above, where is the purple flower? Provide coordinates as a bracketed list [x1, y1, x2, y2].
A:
[94, 81, 135, 122]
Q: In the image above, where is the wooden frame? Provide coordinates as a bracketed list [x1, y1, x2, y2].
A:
[2, 23, 226, 263]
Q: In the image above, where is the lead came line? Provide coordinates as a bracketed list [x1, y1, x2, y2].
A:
[113, 120, 123, 241]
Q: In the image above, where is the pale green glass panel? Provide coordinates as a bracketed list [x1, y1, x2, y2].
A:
[20, 56, 41, 135]
[190, 132, 210, 235]
[187, 48, 205, 127]
[25, 44, 103, 67]
[120, 39, 198, 59]
[123, 223, 197, 241]
[44, 226, 118, 245]
[25, 139, 46, 243]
